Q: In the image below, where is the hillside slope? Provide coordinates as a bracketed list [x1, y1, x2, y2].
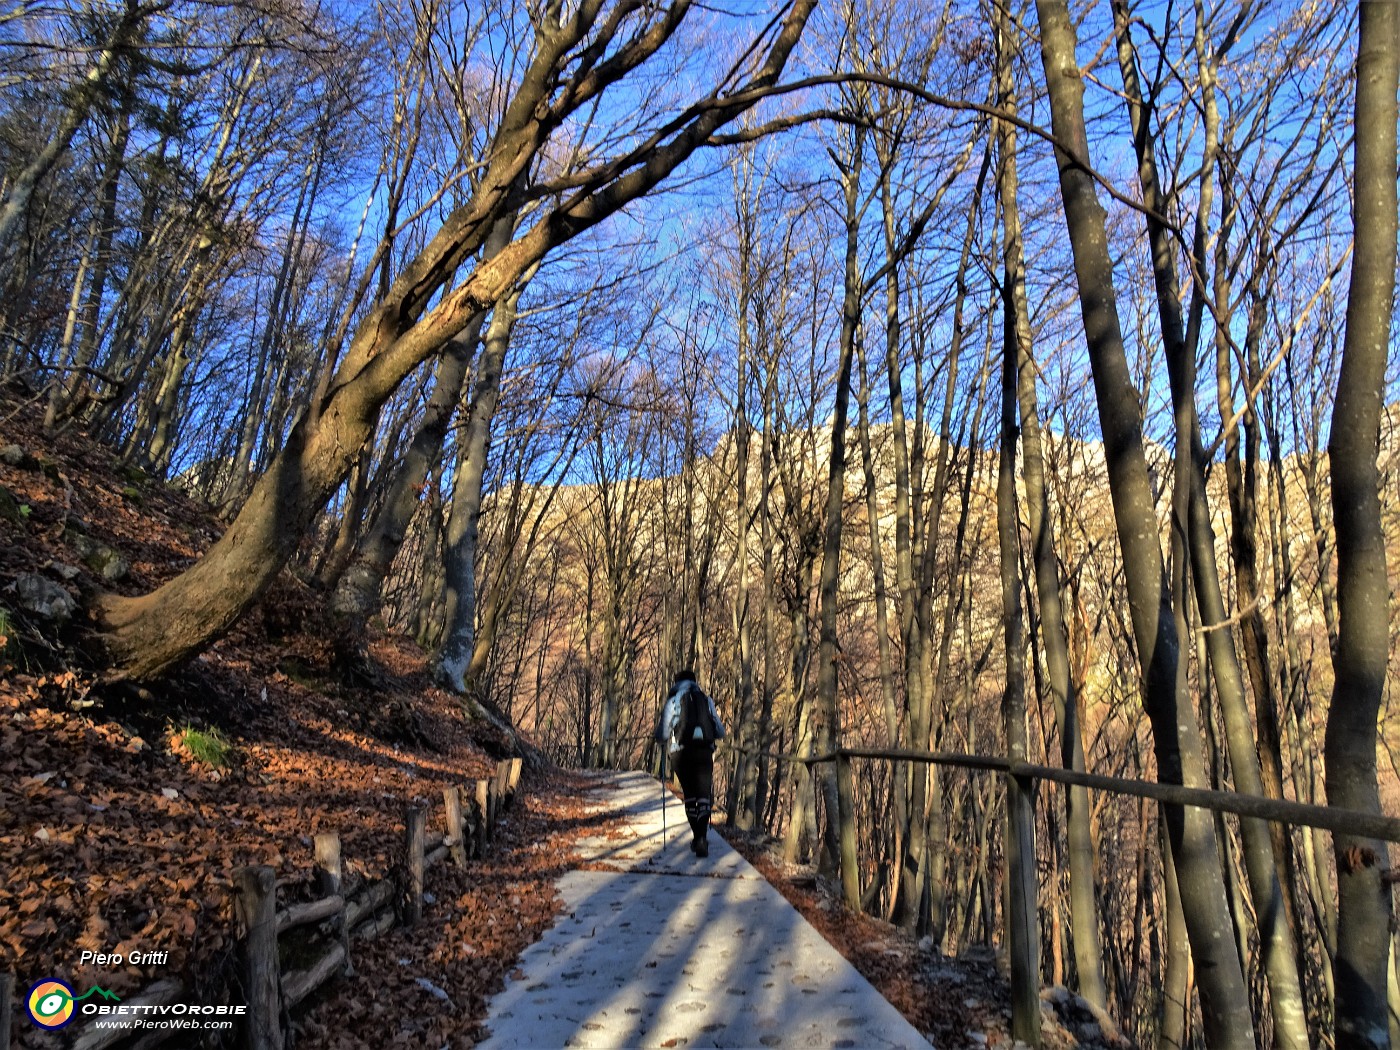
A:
[0, 388, 594, 1048]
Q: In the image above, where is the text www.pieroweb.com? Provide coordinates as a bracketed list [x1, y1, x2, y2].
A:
[84, 1003, 245, 1032]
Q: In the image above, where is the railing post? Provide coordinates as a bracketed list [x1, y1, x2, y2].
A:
[836, 751, 860, 909]
[475, 779, 490, 853]
[235, 865, 283, 1050]
[404, 806, 426, 925]
[494, 759, 511, 812]
[1005, 771, 1041, 1046]
[443, 787, 468, 868]
[314, 832, 352, 977]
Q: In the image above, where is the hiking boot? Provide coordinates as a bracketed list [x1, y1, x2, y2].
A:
[695, 837, 709, 858]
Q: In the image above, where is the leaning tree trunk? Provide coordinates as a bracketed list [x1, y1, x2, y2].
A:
[1032, 0, 1255, 1042]
[141, 311, 194, 476]
[97, 0, 818, 680]
[1327, 3, 1399, 1046]
[326, 206, 522, 644]
[0, 7, 144, 250]
[328, 307, 488, 655]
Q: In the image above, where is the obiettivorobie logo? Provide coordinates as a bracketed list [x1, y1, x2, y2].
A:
[26, 979, 121, 1029]
[25, 978, 248, 1032]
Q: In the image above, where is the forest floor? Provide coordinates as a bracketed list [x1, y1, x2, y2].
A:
[721, 832, 1131, 1050]
[0, 387, 607, 1047]
[0, 385, 1128, 1048]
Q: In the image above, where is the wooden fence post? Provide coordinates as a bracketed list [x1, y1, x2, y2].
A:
[443, 787, 467, 868]
[314, 832, 352, 977]
[835, 752, 860, 909]
[235, 865, 283, 1050]
[475, 780, 490, 853]
[494, 760, 511, 812]
[462, 788, 480, 859]
[405, 806, 426, 925]
[2, 970, 14, 1050]
[1005, 772, 1041, 1046]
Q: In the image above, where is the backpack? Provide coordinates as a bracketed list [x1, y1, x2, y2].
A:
[676, 683, 717, 748]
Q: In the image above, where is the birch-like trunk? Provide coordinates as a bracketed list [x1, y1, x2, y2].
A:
[327, 211, 520, 646]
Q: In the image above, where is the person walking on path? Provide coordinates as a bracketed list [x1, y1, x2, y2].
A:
[654, 670, 726, 856]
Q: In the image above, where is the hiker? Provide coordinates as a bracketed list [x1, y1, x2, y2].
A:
[654, 669, 726, 857]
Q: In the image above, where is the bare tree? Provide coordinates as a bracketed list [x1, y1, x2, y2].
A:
[993, 0, 1105, 1009]
[1326, 3, 1399, 1045]
[98, 0, 819, 680]
[0, 0, 165, 250]
[1031, 0, 1254, 1040]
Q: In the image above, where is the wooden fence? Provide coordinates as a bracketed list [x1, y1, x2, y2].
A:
[721, 742, 1400, 1047]
[3, 758, 523, 1050]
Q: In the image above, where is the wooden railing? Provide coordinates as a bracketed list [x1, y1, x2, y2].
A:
[719, 742, 1400, 1045]
[2, 758, 523, 1050]
[234, 757, 523, 1050]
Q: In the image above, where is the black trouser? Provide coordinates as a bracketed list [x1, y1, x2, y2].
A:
[672, 746, 714, 843]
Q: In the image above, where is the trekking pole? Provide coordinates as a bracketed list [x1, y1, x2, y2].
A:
[660, 750, 668, 848]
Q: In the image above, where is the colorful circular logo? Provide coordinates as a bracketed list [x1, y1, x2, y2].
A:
[27, 979, 76, 1029]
